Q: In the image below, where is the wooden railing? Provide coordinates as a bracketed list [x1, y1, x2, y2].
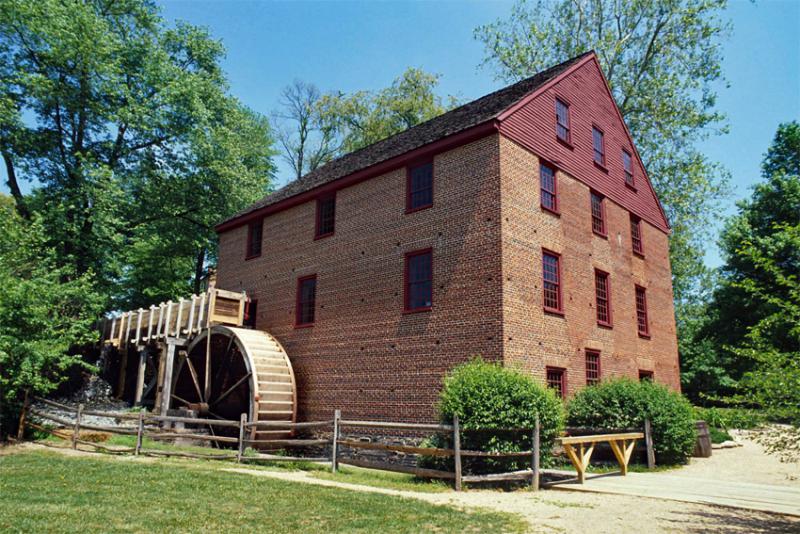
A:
[20, 399, 655, 491]
[98, 288, 247, 348]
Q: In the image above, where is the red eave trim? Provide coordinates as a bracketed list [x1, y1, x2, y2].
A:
[497, 53, 597, 122]
[215, 120, 500, 233]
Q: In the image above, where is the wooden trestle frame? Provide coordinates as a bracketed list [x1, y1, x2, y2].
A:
[98, 289, 297, 438]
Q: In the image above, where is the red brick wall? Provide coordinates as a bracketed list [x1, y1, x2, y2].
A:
[499, 136, 680, 393]
[217, 135, 504, 422]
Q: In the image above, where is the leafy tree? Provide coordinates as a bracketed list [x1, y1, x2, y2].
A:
[274, 68, 455, 181]
[474, 0, 731, 308]
[688, 122, 800, 402]
[0, 195, 103, 438]
[317, 68, 456, 154]
[0, 0, 274, 308]
[273, 80, 340, 180]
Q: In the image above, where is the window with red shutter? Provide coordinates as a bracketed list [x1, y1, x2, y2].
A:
[555, 98, 571, 143]
[594, 269, 612, 327]
[585, 350, 601, 385]
[590, 191, 606, 236]
[635, 285, 649, 337]
[631, 215, 644, 256]
[540, 163, 558, 213]
[542, 250, 563, 314]
[546, 367, 566, 398]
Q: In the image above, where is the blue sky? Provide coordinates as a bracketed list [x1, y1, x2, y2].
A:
[3, 1, 798, 267]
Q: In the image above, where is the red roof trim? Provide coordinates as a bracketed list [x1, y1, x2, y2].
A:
[496, 53, 596, 122]
[216, 121, 500, 233]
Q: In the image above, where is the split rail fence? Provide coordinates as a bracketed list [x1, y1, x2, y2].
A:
[21, 398, 654, 491]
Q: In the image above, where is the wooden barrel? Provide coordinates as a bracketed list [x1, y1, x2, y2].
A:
[693, 420, 712, 457]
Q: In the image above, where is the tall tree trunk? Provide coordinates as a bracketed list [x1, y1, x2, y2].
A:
[2, 149, 30, 219]
[193, 246, 206, 294]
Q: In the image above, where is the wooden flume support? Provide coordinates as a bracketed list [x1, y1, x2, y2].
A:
[96, 288, 297, 446]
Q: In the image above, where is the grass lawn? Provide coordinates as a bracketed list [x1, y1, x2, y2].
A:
[0, 451, 526, 533]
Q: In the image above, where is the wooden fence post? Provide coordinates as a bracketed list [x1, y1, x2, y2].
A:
[17, 389, 31, 441]
[453, 414, 462, 491]
[644, 419, 656, 469]
[532, 415, 540, 491]
[135, 411, 145, 456]
[331, 409, 341, 473]
[237, 413, 247, 463]
[72, 404, 83, 450]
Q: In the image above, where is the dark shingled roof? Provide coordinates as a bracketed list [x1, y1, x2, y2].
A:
[221, 51, 593, 227]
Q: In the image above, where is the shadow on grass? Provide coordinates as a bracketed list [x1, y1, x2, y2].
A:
[673, 507, 799, 533]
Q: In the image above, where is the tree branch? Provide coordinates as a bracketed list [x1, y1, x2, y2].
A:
[1, 148, 31, 219]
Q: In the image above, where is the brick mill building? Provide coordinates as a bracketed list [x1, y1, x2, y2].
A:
[213, 51, 680, 423]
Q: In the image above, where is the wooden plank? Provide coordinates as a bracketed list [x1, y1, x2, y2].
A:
[339, 419, 453, 432]
[245, 438, 330, 447]
[135, 411, 144, 455]
[143, 450, 238, 461]
[459, 450, 532, 458]
[331, 409, 340, 473]
[237, 413, 246, 463]
[242, 453, 329, 463]
[146, 305, 155, 340]
[160, 341, 177, 416]
[645, 419, 656, 469]
[133, 348, 147, 406]
[246, 420, 333, 430]
[72, 404, 83, 450]
[17, 389, 30, 440]
[186, 295, 197, 335]
[462, 470, 533, 483]
[532, 415, 540, 491]
[134, 309, 143, 344]
[337, 439, 455, 457]
[175, 298, 185, 337]
[147, 414, 240, 428]
[146, 432, 239, 443]
[453, 414, 462, 491]
[339, 458, 455, 480]
[563, 443, 585, 484]
[559, 432, 643, 445]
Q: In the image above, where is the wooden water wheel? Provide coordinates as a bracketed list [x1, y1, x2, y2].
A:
[169, 325, 296, 445]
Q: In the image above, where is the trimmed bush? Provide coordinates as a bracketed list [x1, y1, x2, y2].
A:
[567, 379, 695, 465]
[420, 358, 564, 474]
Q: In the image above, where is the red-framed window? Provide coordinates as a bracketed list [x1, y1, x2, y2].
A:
[590, 191, 606, 236]
[594, 269, 612, 327]
[622, 149, 634, 187]
[630, 215, 644, 256]
[555, 98, 571, 144]
[243, 299, 258, 328]
[542, 249, 563, 314]
[406, 161, 433, 212]
[315, 194, 335, 238]
[404, 249, 432, 312]
[639, 369, 654, 382]
[585, 350, 601, 385]
[635, 285, 650, 337]
[540, 163, 558, 214]
[592, 126, 606, 167]
[246, 219, 263, 259]
[546, 367, 567, 399]
[295, 275, 317, 327]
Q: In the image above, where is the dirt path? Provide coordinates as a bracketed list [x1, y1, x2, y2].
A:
[223, 466, 799, 533]
[673, 430, 800, 486]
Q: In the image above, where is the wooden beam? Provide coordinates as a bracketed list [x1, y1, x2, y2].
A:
[133, 348, 147, 406]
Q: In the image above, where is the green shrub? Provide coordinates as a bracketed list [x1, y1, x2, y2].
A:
[419, 358, 565, 474]
[692, 406, 766, 430]
[567, 379, 696, 465]
[708, 426, 732, 444]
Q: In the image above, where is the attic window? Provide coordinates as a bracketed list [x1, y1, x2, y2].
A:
[622, 149, 635, 187]
[315, 194, 335, 238]
[407, 161, 433, 212]
[555, 98, 571, 144]
[246, 219, 262, 259]
[592, 126, 606, 167]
